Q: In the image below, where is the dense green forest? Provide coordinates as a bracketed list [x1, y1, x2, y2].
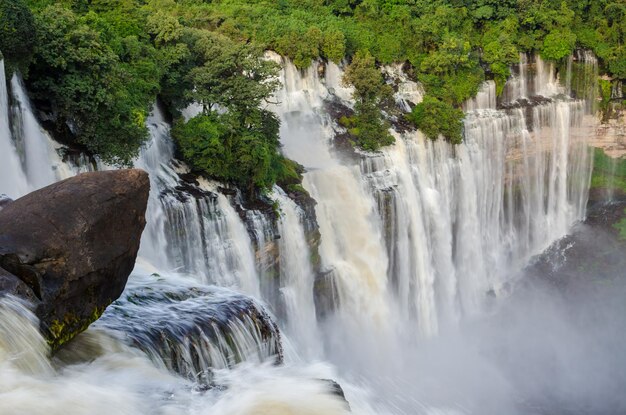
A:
[1, 0, 625, 194]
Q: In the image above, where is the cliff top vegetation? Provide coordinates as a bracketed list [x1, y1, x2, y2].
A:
[1, 0, 624, 193]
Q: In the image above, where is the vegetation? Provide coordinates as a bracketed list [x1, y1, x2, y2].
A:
[590, 148, 626, 194]
[0, 0, 35, 73]
[341, 50, 394, 151]
[1, 0, 625, 192]
[408, 96, 464, 144]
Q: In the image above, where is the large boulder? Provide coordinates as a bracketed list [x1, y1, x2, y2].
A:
[0, 170, 149, 350]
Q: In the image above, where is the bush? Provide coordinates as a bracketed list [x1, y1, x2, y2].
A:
[408, 96, 464, 144]
[342, 50, 395, 151]
[0, 0, 36, 72]
[541, 29, 576, 61]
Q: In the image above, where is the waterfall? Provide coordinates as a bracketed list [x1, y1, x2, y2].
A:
[0, 60, 29, 199]
[0, 65, 91, 199]
[270, 53, 595, 338]
[0, 48, 604, 415]
[464, 80, 497, 111]
[131, 107, 262, 297]
[95, 272, 282, 384]
[363, 99, 591, 332]
[1, 52, 597, 340]
[272, 187, 320, 357]
[270, 55, 391, 329]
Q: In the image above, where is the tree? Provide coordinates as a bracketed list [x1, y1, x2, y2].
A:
[541, 28, 576, 61]
[0, 0, 36, 72]
[342, 49, 395, 150]
[185, 30, 280, 114]
[27, 5, 150, 165]
[408, 96, 464, 144]
[172, 114, 230, 180]
[173, 109, 285, 194]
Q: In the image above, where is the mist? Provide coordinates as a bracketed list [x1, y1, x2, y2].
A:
[321, 207, 626, 415]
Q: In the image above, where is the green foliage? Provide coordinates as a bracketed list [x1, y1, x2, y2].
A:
[14, 0, 626, 191]
[27, 5, 154, 165]
[408, 96, 464, 144]
[541, 29, 576, 61]
[173, 109, 287, 193]
[172, 114, 228, 180]
[342, 50, 394, 151]
[184, 30, 280, 115]
[482, 17, 519, 94]
[590, 148, 626, 194]
[0, 0, 36, 72]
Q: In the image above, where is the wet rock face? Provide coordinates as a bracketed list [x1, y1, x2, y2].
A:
[526, 200, 626, 289]
[0, 170, 150, 350]
[95, 274, 283, 384]
[0, 266, 37, 303]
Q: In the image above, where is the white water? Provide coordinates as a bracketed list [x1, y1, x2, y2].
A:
[0, 51, 609, 415]
[0, 61, 28, 199]
[0, 67, 91, 199]
[273, 187, 320, 357]
[0, 296, 351, 415]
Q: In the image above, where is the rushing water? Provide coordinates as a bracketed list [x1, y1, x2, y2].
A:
[2, 52, 623, 414]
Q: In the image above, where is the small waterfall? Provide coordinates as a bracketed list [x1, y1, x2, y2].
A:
[271, 56, 391, 329]
[10, 75, 59, 189]
[157, 187, 261, 296]
[132, 107, 262, 298]
[464, 80, 497, 111]
[0, 296, 52, 375]
[273, 187, 320, 356]
[382, 63, 424, 111]
[245, 208, 277, 302]
[503, 53, 569, 104]
[0, 68, 91, 199]
[95, 273, 281, 384]
[0, 60, 29, 199]
[535, 55, 564, 97]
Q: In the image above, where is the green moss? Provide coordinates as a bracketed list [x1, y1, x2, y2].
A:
[285, 184, 309, 197]
[47, 305, 105, 350]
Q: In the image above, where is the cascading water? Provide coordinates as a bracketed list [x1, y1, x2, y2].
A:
[271, 53, 595, 341]
[270, 55, 392, 330]
[272, 187, 320, 357]
[0, 64, 93, 199]
[132, 107, 262, 297]
[1, 48, 615, 415]
[0, 60, 28, 199]
[9, 75, 58, 189]
[362, 85, 592, 335]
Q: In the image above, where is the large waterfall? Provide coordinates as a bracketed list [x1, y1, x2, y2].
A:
[2, 50, 618, 415]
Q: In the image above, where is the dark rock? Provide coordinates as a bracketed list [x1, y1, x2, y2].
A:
[95, 274, 283, 384]
[0, 194, 12, 211]
[0, 266, 38, 303]
[314, 268, 340, 319]
[319, 378, 350, 409]
[526, 200, 626, 290]
[0, 170, 150, 350]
